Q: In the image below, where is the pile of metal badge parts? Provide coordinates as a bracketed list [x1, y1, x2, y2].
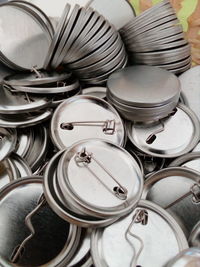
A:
[120, 0, 191, 74]
[0, 0, 200, 266]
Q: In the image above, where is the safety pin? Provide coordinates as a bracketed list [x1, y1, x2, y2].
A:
[125, 209, 148, 267]
[10, 194, 46, 263]
[75, 147, 128, 200]
[164, 181, 200, 209]
[60, 119, 116, 135]
[146, 108, 178, 144]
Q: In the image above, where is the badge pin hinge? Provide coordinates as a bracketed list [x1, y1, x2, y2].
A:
[75, 147, 128, 200]
[60, 119, 116, 135]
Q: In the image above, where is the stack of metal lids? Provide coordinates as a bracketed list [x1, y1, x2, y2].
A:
[50, 95, 125, 150]
[44, 139, 143, 227]
[0, 1, 53, 70]
[107, 65, 181, 122]
[120, 0, 191, 74]
[0, 83, 52, 128]
[3, 69, 81, 107]
[44, 4, 127, 85]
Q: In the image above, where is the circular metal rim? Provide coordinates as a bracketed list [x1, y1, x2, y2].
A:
[122, 0, 171, 30]
[9, 0, 54, 37]
[68, 34, 122, 69]
[58, 139, 143, 218]
[43, 3, 71, 69]
[0, 128, 17, 161]
[12, 79, 80, 94]
[0, 4, 52, 70]
[67, 27, 118, 65]
[50, 95, 125, 150]
[124, 13, 178, 40]
[43, 151, 117, 228]
[25, 126, 48, 172]
[4, 71, 72, 87]
[64, 9, 102, 63]
[142, 166, 200, 199]
[0, 109, 52, 128]
[128, 39, 188, 53]
[0, 88, 51, 114]
[51, 4, 81, 69]
[126, 104, 200, 158]
[169, 152, 200, 168]
[107, 65, 181, 108]
[122, 7, 175, 35]
[91, 199, 188, 267]
[7, 153, 32, 177]
[0, 176, 82, 267]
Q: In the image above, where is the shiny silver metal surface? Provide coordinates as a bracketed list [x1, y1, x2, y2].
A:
[179, 66, 200, 121]
[169, 152, 200, 173]
[7, 153, 32, 178]
[0, 85, 50, 114]
[82, 87, 106, 99]
[189, 221, 200, 248]
[143, 167, 200, 236]
[51, 95, 125, 149]
[58, 139, 143, 218]
[91, 200, 188, 267]
[107, 65, 180, 108]
[127, 104, 200, 158]
[0, 128, 17, 161]
[4, 71, 71, 86]
[89, 0, 135, 30]
[0, 177, 82, 267]
[165, 248, 200, 267]
[0, 4, 51, 70]
[44, 150, 117, 228]
[0, 109, 52, 128]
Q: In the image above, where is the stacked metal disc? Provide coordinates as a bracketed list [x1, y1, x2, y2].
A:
[44, 139, 143, 228]
[3, 69, 81, 108]
[107, 65, 181, 122]
[120, 0, 191, 74]
[0, 1, 53, 70]
[44, 4, 127, 85]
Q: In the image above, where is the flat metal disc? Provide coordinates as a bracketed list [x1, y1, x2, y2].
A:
[126, 104, 200, 158]
[166, 248, 200, 267]
[0, 177, 81, 267]
[0, 85, 51, 114]
[91, 200, 188, 267]
[4, 71, 71, 86]
[0, 4, 52, 70]
[44, 150, 117, 228]
[90, 0, 135, 30]
[107, 65, 180, 108]
[43, 4, 71, 69]
[0, 110, 52, 128]
[51, 95, 125, 149]
[143, 167, 200, 235]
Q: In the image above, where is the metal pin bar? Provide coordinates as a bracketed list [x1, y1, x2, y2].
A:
[164, 182, 200, 209]
[11, 194, 46, 263]
[146, 108, 178, 144]
[60, 119, 116, 135]
[125, 209, 148, 267]
[75, 147, 128, 200]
